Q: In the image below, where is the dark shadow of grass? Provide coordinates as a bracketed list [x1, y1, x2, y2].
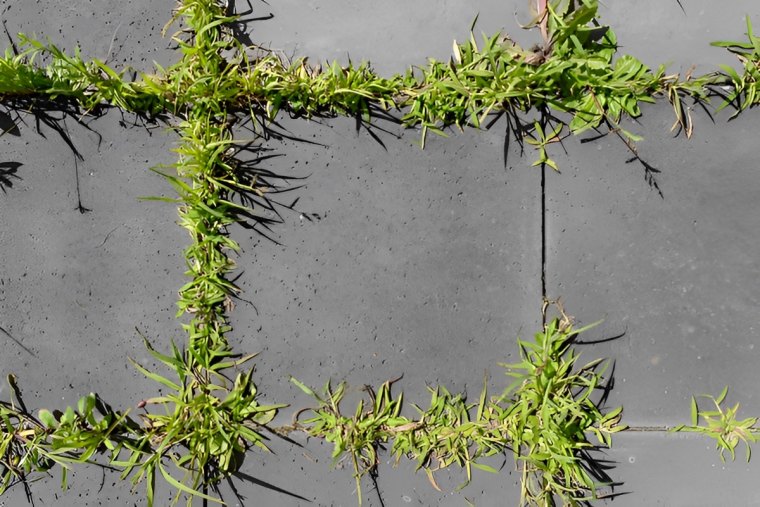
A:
[0, 162, 22, 193]
[1, 98, 109, 212]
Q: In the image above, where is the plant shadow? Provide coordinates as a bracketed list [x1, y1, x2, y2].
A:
[226, 98, 406, 243]
[1, 95, 169, 211]
[580, 126, 665, 198]
[0, 161, 22, 193]
[216, 470, 312, 506]
[571, 327, 630, 503]
[224, 0, 275, 50]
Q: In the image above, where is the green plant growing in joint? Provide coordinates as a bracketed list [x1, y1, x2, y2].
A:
[293, 304, 625, 507]
[0, 374, 137, 495]
[290, 378, 410, 505]
[526, 120, 564, 171]
[499, 312, 625, 506]
[711, 16, 760, 114]
[674, 386, 759, 463]
[121, 336, 285, 506]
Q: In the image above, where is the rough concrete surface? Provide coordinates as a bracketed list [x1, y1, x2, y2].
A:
[228, 114, 541, 414]
[248, 0, 531, 75]
[0, 103, 187, 505]
[1, 0, 178, 74]
[600, 2, 758, 73]
[601, 432, 760, 506]
[1, 0, 760, 505]
[545, 104, 760, 427]
[219, 114, 540, 506]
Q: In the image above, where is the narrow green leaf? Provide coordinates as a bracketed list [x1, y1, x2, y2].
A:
[128, 358, 181, 391]
[158, 462, 223, 504]
[290, 377, 318, 398]
[471, 462, 499, 474]
[716, 386, 729, 405]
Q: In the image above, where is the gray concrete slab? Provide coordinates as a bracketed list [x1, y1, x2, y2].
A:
[212, 432, 521, 507]
[218, 113, 541, 505]
[227, 113, 542, 423]
[0, 108, 188, 398]
[599, 2, 758, 74]
[1, 0, 179, 73]
[0, 2, 190, 503]
[246, 0, 537, 75]
[599, 432, 760, 506]
[545, 104, 760, 427]
[0, 108, 188, 504]
[231, 1, 759, 77]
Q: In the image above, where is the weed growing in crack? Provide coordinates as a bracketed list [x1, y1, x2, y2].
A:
[0, 36, 166, 116]
[674, 386, 759, 463]
[292, 308, 625, 507]
[112, 1, 287, 503]
[122, 338, 284, 504]
[711, 16, 760, 114]
[8, 1, 287, 504]
[0, 375, 136, 496]
[3, 1, 757, 166]
[500, 314, 624, 506]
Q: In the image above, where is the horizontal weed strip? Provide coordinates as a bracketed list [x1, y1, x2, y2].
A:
[291, 313, 624, 506]
[1, 0, 759, 505]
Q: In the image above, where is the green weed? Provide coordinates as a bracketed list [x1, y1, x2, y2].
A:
[293, 307, 625, 507]
[0, 374, 136, 496]
[711, 16, 760, 114]
[499, 312, 624, 506]
[674, 387, 759, 463]
[120, 337, 284, 505]
[2, 1, 755, 164]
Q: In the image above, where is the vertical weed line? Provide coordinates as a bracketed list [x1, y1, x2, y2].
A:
[163, 0, 240, 365]
[0, 1, 287, 506]
[128, 1, 286, 504]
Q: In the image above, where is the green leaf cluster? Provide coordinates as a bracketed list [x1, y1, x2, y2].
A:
[0, 374, 136, 495]
[294, 315, 625, 506]
[674, 386, 759, 463]
[121, 338, 284, 506]
[711, 16, 760, 113]
[499, 317, 624, 506]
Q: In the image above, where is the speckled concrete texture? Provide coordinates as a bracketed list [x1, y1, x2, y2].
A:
[1, 0, 178, 73]
[600, 432, 760, 506]
[247, 0, 531, 75]
[218, 114, 540, 505]
[227, 114, 541, 414]
[0, 109, 187, 506]
[545, 104, 760, 428]
[599, 2, 757, 72]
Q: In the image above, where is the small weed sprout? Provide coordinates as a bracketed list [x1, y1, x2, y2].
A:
[673, 387, 759, 463]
